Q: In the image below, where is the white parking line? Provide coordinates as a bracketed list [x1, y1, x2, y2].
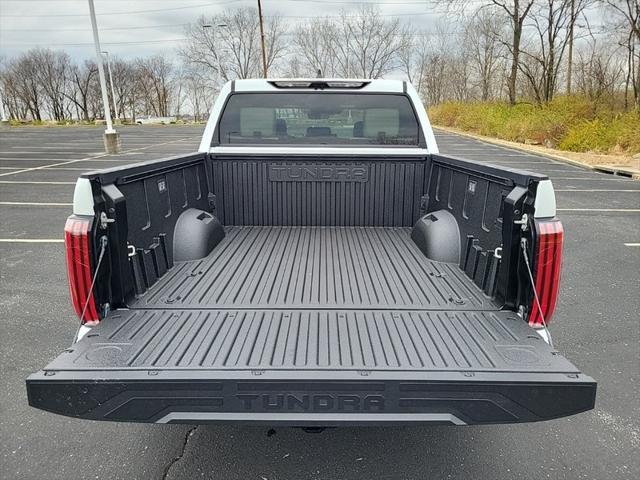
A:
[0, 166, 91, 171]
[0, 136, 194, 177]
[555, 189, 640, 192]
[0, 201, 72, 206]
[0, 180, 76, 185]
[0, 157, 85, 160]
[624, 243, 640, 247]
[0, 238, 64, 243]
[0, 152, 99, 155]
[557, 208, 640, 212]
[553, 177, 636, 181]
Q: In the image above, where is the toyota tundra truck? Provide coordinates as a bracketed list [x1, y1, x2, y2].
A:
[26, 79, 596, 426]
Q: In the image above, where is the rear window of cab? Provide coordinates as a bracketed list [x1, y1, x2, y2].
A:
[214, 93, 421, 146]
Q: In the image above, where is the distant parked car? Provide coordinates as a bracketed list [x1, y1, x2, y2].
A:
[135, 115, 176, 125]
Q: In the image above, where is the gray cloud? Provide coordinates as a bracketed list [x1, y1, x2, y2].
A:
[0, 0, 443, 60]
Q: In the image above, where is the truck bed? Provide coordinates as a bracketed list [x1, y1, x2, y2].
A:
[133, 226, 496, 311]
[28, 226, 596, 425]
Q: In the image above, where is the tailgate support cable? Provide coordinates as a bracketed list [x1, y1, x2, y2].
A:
[72, 235, 108, 344]
[520, 237, 553, 348]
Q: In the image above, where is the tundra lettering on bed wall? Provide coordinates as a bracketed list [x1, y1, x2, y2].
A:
[269, 164, 369, 182]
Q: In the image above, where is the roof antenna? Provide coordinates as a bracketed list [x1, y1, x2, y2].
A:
[316, 69, 322, 78]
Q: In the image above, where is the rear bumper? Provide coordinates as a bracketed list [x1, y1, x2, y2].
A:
[26, 370, 596, 426]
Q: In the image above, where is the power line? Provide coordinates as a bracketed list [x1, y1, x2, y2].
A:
[0, 0, 438, 18]
[1, 23, 190, 32]
[0, 28, 466, 47]
[1, 0, 431, 2]
[0, 2, 225, 17]
[1, 38, 190, 47]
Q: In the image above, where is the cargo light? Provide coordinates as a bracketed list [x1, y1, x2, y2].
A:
[269, 80, 370, 89]
[64, 216, 99, 323]
[529, 219, 564, 327]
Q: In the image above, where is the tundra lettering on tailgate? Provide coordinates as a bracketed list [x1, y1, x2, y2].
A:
[236, 394, 385, 411]
[269, 164, 369, 182]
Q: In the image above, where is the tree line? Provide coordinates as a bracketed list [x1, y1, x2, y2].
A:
[1, 1, 638, 122]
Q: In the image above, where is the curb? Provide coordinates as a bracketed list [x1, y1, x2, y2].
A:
[433, 126, 596, 171]
[592, 165, 640, 180]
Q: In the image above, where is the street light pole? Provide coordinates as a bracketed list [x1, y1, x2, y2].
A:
[87, 0, 120, 153]
[102, 51, 119, 122]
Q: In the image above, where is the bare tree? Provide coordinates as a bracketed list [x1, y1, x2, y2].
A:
[108, 58, 137, 120]
[574, 38, 625, 101]
[181, 63, 215, 121]
[135, 55, 175, 117]
[181, 8, 287, 82]
[292, 6, 410, 79]
[66, 60, 97, 122]
[3, 51, 44, 120]
[464, 10, 506, 100]
[518, 0, 572, 103]
[603, 0, 640, 109]
[293, 18, 340, 76]
[418, 35, 453, 107]
[343, 5, 411, 78]
[263, 13, 288, 73]
[33, 49, 73, 121]
[433, 1, 535, 104]
[398, 30, 428, 92]
[519, 0, 596, 103]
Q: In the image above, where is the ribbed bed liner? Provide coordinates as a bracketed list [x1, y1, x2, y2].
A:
[132, 226, 496, 311]
[53, 308, 577, 373]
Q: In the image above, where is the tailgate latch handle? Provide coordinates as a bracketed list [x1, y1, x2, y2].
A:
[513, 213, 529, 231]
[99, 211, 115, 230]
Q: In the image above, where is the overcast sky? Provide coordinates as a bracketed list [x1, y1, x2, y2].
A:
[0, 0, 446, 60]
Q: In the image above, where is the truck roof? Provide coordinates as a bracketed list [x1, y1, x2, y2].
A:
[232, 78, 406, 93]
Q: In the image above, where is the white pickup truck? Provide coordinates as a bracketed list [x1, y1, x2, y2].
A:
[27, 79, 595, 426]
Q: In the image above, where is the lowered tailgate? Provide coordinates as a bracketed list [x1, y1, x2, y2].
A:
[27, 308, 595, 425]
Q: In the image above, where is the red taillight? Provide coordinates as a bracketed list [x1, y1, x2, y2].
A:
[64, 216, 99, 323]
[529, 219, 563, 327]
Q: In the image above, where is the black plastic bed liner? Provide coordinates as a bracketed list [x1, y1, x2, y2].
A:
[133, 226, 496, 311]
[26, 226, 595, 425]
[27, 308, 596, 425]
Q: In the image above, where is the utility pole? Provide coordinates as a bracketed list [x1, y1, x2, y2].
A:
[102, 51, 119, 122]
[88, 0, 120, 153]
[566, 0, 575, 95]
[257, 0, 268, 78]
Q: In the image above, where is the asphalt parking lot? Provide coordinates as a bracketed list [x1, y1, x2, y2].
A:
[1, 125, 638, 480]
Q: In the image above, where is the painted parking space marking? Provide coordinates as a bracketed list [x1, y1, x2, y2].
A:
[555, 189, 640, 192]
[0, 156, 90, 161]
[0, 136, 193, 177]
[0, 201, 73, 206]
[0, 180, 76, 185]
[0, 238, 64, 243]
[624, 243, 640, 247]
[557, 208, 640, 212]
[552, 177, 637, 181]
